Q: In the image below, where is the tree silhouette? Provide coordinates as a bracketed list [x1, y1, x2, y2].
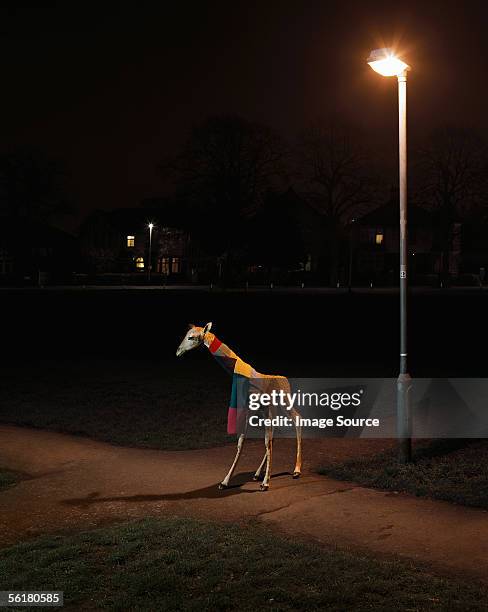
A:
[296, 123, 376, 285]
[0, 149, 71, 222]
[248, 190, 305, 273]
[162, 115, 287, 268]
[416, 127, 488, 283]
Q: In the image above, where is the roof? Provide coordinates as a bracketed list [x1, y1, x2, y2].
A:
[355, 201, 435, 227]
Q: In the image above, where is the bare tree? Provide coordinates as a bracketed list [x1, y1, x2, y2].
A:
[416, 127, 488, 283]
[162, 115, 287, 267]
[0, 149, 71, 222]
[297, 123, 376, 285]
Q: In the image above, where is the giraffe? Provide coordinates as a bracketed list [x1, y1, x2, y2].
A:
[176, 322, 302, 491]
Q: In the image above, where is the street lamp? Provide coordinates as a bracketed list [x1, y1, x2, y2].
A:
[148, 223, 154, 282]
[367, 48, 412, 463]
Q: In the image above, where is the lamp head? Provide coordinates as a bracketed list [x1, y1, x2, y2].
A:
[148, 223, 154, 230]
[367, 48, 409, 77]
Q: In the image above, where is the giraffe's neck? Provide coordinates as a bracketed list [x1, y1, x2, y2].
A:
[204, 332, 256, 381]
[204, 332, 243, 365]
[203, 332, 216, 348]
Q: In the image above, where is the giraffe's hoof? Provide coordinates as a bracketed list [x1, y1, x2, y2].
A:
[293, 472, 301, 479]
[218, 482, 228, 490]
[260, 484, 269, 491]
[252, 474, 262, 481]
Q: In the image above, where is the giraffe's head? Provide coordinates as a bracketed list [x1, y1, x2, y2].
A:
[176, 322, 212, 357]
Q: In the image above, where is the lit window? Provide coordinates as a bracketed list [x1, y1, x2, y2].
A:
[159, 257, 170, 275]
[127, 235, 135, 247]
[171, 257, 180, 274]
[375, 232, 384, 245]
[135, 257, 144, 269]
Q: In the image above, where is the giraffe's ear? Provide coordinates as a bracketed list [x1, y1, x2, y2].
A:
[203, 322, 213, 335]
[188, 323, 196, 329]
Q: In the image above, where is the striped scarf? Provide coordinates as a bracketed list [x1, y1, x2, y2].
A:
[207, 335, 256, 435]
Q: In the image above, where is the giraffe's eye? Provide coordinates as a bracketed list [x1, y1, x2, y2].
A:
[188, 336, 197, 341]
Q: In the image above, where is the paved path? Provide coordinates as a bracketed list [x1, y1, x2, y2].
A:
[1, 425, 487, 582]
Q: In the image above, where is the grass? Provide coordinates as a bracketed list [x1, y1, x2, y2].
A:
[319, 439, 488, 509]
[0, 517, 487, 611]
[0, 469, 19, 492]
[0, 358, 234, 450]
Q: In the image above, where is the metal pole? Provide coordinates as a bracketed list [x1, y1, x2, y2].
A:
[148, 225, 153, 283]
[348, 220, 354, 292]
[397, 70, 412, 463]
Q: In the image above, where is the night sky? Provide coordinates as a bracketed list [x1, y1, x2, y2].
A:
[3, 0, 488, 230]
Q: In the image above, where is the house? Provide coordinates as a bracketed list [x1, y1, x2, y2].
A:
[79, 206, 215, 282]
[351, 200, 446, 285]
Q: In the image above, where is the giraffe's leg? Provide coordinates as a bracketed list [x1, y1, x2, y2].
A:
[291, 408, 302, 478]
[253, 451, 267, 481]
[261, 426, 273, 491]
[219, 433, 246, 489]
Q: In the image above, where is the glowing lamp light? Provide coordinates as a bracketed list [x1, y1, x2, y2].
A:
[367, 48, 409, 77]
[148, 223, 154, 229]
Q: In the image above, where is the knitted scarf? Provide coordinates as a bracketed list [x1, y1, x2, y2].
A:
[206, 335, 256, 435]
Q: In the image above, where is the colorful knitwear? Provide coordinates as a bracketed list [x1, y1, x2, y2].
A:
[207, 335, 256, 434]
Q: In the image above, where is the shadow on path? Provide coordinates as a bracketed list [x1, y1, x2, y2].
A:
[61, 472, 294, 507]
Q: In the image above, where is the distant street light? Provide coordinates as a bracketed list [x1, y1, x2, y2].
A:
[148, 223, 154, 282]
[367, 48, 412, 463]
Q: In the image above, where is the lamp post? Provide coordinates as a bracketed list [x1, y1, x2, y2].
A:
[147, 223, 154, 283]
[367, 48, 412, 463]
[348, 218, 356, 292]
